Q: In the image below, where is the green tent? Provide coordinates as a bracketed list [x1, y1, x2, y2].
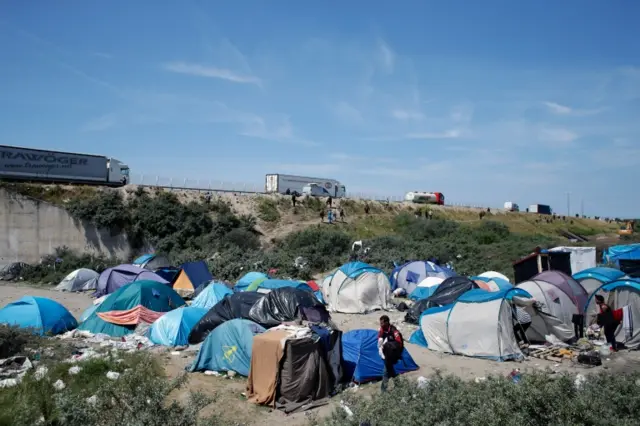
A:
[78, 280, 185, 337]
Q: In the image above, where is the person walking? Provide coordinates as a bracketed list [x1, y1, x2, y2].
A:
[378, 315, 404, 392]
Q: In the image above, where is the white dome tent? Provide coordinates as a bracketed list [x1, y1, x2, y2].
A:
[478, 271, 510, 283]
[55, 268, 99, 292]
[322, 262, 391, 314]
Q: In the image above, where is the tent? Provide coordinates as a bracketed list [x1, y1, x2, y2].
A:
[603, 243, 640, 277]
[172, 261, 213, 296]
[247, 328, 333, 412]
[478, 271, 510, 282]
[94, 264, 169, 297]
[573, 267, 626, 296]
[306, 281, 320, 291]
[471, 276, 513, 292]
[342, 329, 418, 383]
[419, 288, 532, 361]
[188, 319, 266, 376]
[322, 262, 391, 314]
[148, 306, 207, 346]
[191, 282, 233, 310]
[516, 271, 587, 342]
[584, 278, 640, 349]
[154, 267, 181, 283]
[248, 287, 330, 328]
[0, 296, 77, 336]
[78, 280, 185, 337]
[409, 277, 444, 300]
[247, 279, 314, 294]
[390, 261, 455, 293]
[79, 304, 98, 323]
[133, 254, 172, 270]
[235, 272, 269, 292]
[549, 247, 596, 274]
[405, 276, 479, 324]
[55, 268, 99, 292]
[188, 292, 265, 344]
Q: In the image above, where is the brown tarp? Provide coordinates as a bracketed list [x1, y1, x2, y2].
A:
[276, 336, 331, 413]
[246, 329, 289, 406]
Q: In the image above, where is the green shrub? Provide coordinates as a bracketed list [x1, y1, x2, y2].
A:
[257, 198, 281, 223]
[322, 372, 640, 426]
[20, 246, 119, 284]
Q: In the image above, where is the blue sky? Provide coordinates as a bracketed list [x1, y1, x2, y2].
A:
[1, 1, 639, 217]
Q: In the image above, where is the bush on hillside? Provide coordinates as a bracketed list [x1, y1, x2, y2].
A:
[20, 246, 119, 284]
[321, 372, 640, 426]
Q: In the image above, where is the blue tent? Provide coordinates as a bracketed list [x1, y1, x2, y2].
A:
[0, 296, 77, 336]
[573, 267, 626, 295]
[188, 319, 266, 376]
[191, 282, 233, 310]
[342, 329, 419, 383]
[79, 304, 99, 323]
[408, 285, 440, 301]
[148, 307, 208, 346]
[133, 254, 154, 266]
[390, 261, 456, 293]
[234, 272, 269, 292]
[173, 261, 214, 294]
[248, 279, 314, 293]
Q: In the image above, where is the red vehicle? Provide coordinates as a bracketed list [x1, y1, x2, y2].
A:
[404, 191, 445, 205]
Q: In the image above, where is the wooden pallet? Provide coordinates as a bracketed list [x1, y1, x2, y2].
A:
[528, 346, 573, 363]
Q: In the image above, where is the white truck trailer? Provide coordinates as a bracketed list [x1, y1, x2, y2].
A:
[0, 145, 130, 187]
[265, 174, 346, 197]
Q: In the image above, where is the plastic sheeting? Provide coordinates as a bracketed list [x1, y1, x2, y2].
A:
[248, 287, 330, 328]
[191, 282, 233, 310]
[148, 307, 208, 346]
[188, 292, 265, 344]
[188, 319, 266, 376]
[0, 296, 78, 336]
[342, 329, 418, 383]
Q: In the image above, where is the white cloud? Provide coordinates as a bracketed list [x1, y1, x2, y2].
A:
[239, 115, 318, 146]
[449, 103, 474, 123]
[163, 62, 262, 85]
[392, 109, 424, 121]
[376, 39, 395, 73]
[538, 127, 578, 144]
[333, 101, 364, 124]
[80, 113, 117, 132]
[405, 130, 462, 140]
[543, 101, 605, 116]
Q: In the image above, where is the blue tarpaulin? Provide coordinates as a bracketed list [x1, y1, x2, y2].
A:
[188, 319, 265, 376]
[342, 329, 419, 383]
[0, 296, 77, 336]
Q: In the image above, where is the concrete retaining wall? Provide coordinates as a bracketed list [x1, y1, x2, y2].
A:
[0, 189, 130, 264]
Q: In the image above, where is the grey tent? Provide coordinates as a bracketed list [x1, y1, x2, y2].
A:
[55, 268, 99, 292]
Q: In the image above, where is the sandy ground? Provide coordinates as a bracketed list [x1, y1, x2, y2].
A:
[3, 284, 639, 425]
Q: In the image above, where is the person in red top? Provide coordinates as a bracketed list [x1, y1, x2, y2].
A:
[378, 315, 403, 392]
[595, 295, 622, 351]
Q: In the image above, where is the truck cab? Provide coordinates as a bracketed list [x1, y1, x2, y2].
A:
[302, 182, 347, 198]
[107, 158, 130, 185]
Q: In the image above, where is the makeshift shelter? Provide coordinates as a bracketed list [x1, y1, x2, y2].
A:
[94, 264, 169, 297]
[549, 247, 597, 274]
[471, 276, 513, 292]
[0, 296, 77, 336]
[133, 254, 172, 270]
[235, 272, 269, 292]
[574, 267, 625, 296]
[188, 292, 265, 344]
[78, 280, 185, 337]
[190, 282, 233, 310]
[322, 262, 391, 314]
[248, 287, 330, 328]
[247, 327, 333, 413]
[516, 271, 587, 342]
[478, 271, 510, 282]
[584, 278, 640, 349]
[189, 319, 266, 376]
[419, 288, 532, 360]
[512, 248, 572, 283]
[390, 261, 455, 293]
[55, 268, 99, 292]
[148, 306, 207, 346]
[342, 329, 418, 383]
[172, 261, 213, 296]
[405, 276, 479, 324]
[247, 279, 314, 294]
[603, 244, 640, 277]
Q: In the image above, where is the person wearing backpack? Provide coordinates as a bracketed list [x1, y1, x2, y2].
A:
[378, 315, 404, 392]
